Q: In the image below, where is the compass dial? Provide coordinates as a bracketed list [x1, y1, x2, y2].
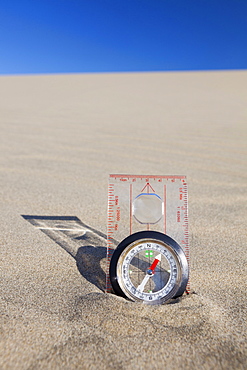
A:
[110, 231, 189, 305]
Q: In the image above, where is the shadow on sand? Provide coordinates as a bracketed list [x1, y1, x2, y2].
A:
[22, 215, 112, 292]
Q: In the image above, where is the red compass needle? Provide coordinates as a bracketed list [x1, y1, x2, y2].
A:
[149, 254, 161, 272]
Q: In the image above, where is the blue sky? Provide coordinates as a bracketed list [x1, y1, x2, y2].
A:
[0, 0, 246, 75]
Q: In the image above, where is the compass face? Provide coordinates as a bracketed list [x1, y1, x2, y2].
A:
[110, 231, 189, 305]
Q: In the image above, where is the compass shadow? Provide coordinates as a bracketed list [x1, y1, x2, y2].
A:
[22, 215, 109, 292]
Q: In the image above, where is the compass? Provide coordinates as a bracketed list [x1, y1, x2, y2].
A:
[110, 231, 189, 305]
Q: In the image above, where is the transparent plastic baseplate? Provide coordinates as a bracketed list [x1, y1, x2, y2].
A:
[106, 174, 190, 294]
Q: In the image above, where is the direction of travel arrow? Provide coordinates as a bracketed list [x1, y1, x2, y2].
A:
[141, 182, 155, 193]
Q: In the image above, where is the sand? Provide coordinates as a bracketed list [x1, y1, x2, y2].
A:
[0, 70, 246, 369]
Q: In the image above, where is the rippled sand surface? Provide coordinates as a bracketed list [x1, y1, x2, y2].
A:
[0, 71, 246, 369]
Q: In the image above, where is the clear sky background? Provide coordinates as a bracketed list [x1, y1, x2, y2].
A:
[0, 0, 246, 75]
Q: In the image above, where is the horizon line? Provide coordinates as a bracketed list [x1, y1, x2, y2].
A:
[0, 67, 246, 78]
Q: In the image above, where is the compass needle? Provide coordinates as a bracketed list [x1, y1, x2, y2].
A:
[137, 254, 161, 292]
[150, 253, 161, 272]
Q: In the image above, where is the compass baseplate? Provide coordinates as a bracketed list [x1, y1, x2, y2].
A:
[106, 174, 189, 294]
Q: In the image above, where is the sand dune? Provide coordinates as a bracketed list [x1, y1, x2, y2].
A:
[0, 70, 246, 369]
